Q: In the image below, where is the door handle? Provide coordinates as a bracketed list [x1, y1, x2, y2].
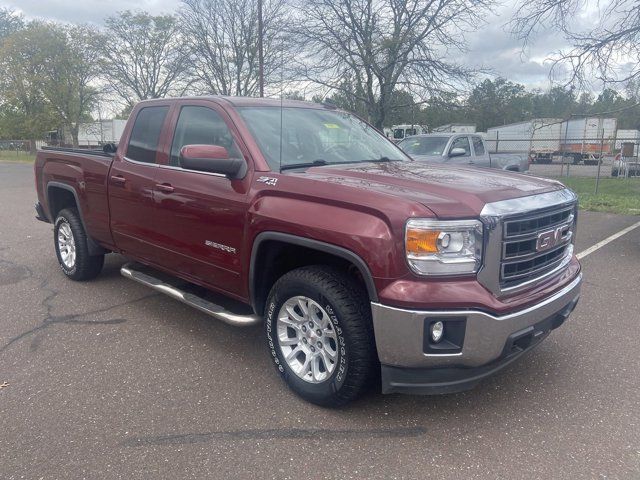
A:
[155, 183, 175, 193]
[110, 175, 126, 185]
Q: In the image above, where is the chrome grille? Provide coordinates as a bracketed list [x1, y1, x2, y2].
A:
[500, 206, 575, 289]
[478, 189, 578, 296]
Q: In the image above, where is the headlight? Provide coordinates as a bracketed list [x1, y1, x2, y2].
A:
[405, 219, 483, 275]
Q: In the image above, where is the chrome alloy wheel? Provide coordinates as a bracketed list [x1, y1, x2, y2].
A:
[57, 221, 76, 269]
[276, 296, 339, 383]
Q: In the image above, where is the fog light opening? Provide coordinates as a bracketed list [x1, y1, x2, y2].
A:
[430, 321, 444, 343]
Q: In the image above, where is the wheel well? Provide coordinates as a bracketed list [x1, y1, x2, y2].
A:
[48, 186, 77, 220]
[506, 166, 519, 172]
[251, 240, 372, 316]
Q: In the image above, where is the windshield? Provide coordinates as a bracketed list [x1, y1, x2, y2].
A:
[237, 107, 410, 170]
[399, 136, 449, 156]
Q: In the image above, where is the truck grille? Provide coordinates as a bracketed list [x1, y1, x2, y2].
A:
[500, 206, 575, 289]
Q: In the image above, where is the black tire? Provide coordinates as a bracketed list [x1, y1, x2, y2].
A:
[611, 168, 618, 177]
[54, 208, 104, 281]
[265, 266, 377, 407]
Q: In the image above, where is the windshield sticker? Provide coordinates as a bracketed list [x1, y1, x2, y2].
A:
[324, 123, 340, 129]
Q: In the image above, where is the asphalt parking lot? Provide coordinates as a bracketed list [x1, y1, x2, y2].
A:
[529, 159, 614, 178]
[1, 162, 639, 479]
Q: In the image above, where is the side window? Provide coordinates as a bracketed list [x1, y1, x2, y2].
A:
[472, 136, 485, 155]
[170, 106, 242, 167]
[450, 136, 471, 156]
[126, 106, 169, 163]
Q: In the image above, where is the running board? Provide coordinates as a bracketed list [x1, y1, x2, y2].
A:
[120, 263, 261, 327]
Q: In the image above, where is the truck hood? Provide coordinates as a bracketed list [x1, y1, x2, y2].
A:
[292, 161, 564, 217]
[409, 154, 447, 163]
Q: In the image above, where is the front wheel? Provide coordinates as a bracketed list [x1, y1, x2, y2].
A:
[265, 266, 377, 407]
[54, 208, 104, 281]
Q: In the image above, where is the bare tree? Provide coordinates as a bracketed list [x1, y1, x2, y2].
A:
[290, 0, 492, 128]
[97, 11, 190, 109]
[510, 0, 640, 87]
[179, 0, 289, 96]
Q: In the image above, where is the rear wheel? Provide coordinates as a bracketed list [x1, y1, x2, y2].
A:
[54, 208, 104, 281]
[265, 266, 376, 407]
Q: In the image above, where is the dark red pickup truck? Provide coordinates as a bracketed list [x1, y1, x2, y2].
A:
[34, 96, 582, 406]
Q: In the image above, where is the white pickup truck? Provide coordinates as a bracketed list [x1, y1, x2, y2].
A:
[398, 133, 530, 172]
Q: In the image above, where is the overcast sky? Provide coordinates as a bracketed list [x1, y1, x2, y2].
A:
[0, 0, 603, 91]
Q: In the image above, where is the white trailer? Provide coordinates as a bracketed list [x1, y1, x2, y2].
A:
[559, 117, 617, 164]
[77, 119, 127, 147]
[432, 124, 476, 133]
[485, 119, 562, 163]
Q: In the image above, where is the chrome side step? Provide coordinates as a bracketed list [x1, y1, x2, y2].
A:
[120, 263, 261, 327]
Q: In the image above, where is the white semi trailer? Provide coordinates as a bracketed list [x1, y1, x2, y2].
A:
[485, 119, 562, 164]
[486, 117, 617, 165]
[559, 117, 617, 165]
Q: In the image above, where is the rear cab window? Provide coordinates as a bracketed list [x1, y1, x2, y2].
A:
[472, 136, 485, 155]
[126, 106, 170, 163]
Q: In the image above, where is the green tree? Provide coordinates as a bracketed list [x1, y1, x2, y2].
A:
[530, 86, 576, 119]
[0, 8, 23, 39]
[0, 22, 53, 151]
[39, 24, 101, 147]
[466, 78, 532, 131]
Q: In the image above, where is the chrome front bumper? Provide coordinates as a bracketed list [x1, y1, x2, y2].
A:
[371, 273, 582, 369]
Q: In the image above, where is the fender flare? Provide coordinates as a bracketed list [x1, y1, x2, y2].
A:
[249, 232, 379, 310]
[46, 181, 107, 256]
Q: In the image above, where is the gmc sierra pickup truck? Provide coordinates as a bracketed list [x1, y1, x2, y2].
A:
[34, 96, 582, 407]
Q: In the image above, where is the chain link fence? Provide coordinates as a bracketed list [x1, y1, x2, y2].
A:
[485, 134, 639, 183]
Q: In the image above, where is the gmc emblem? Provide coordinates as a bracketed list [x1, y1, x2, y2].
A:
[536, 225, 570, 252]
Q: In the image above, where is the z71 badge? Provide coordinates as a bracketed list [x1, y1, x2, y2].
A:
[257, 176, 278, 186]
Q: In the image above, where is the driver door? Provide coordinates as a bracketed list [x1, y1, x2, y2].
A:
[151, 101, 253, 297]
[447, 136, 473, 166]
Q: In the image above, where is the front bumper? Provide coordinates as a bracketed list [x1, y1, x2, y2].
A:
[372, 273, 582, 394]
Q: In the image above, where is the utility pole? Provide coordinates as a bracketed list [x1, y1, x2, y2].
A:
[258, 0, 264, 97]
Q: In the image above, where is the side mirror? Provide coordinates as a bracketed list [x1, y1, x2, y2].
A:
[449, 147, 467, 158]
[180, 144, 246, 178]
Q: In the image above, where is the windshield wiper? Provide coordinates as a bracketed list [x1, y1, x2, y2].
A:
[280, 159, 329, 171]
[280, 157, 401, 172]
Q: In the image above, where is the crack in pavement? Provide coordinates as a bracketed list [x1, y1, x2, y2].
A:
[121, 426, 428, 446]
[0, 256, 158, 354]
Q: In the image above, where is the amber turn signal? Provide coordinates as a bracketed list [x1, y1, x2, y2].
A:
[406, 228, 440, 254]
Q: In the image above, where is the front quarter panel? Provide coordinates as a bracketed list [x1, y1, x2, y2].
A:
[244, 174, 431, 283]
